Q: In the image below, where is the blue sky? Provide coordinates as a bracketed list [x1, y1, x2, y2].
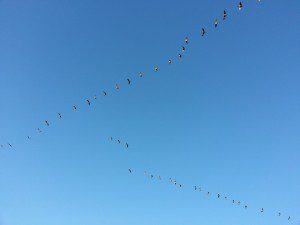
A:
[0, 0, 300, 225]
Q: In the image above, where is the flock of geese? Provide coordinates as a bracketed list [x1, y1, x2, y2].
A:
[0, 0, 294, 223]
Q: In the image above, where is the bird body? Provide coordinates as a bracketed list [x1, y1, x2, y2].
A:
[238, 2, 243, 10]
[127, 78, 131, 85]
[214, 19, 218, 28]
[223, 10, 227, 20]
[201, 28, 206, 36]
[86, 99, 91, 106]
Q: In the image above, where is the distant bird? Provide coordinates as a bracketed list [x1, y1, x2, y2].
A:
[73, 105, 77, 111]
[261, 208, 264, 213]
[158, 176, 161, 180]
[8, 143, 12, 148]
[238, 2, 243, 10]
[110, 137, 113, 141]
[117, 140, 121, 144]
[58, 113, 62, 118]
[237, 201, 241, 205]
[128, 169, 132, 173]
[179, 184, 182, 188]
[288, 216, 291, 220]
[154, 65, 158, 72]
[214, 19, 218, 28]
[45, 120, 49, 126]
[223, 10, 227, 20]
[194, 186, 197, 191]
[115, 84, 120, 90]
[278, 212, 281, 216]
[245, 205, 248, 209]
[233, 200, 235, 203]
[217, 194, 220, 198]
[125, 143, 129, 148]
[127, 78, 131, 85]
[185, 36, 189, 44]
[37, 128, 42, 133]
[178, 54, 182, 59]
[139, 72, 143, 77]
[86, 99, 91, 106]
[168, 59, 172, 64]
[199, 187, 202, 192]
[27, 136, 31, 140]
[0, 144, 3, 148]
[207, 191, 210, 195]
[182, 46, 186, 52]
[225, 196, 228, 200]
[151, 175, 154, 179]
[103, 91, 107, 96]
[201, 28, 206, 36]
[93, 95, 97, 100]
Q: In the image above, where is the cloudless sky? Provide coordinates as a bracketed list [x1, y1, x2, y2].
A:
[0, 0, 300, 225]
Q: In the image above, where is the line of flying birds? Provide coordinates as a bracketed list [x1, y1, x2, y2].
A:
[126, 169, 291, 221]
[0, 1, 259, 150]
[0, 0, 294, 223]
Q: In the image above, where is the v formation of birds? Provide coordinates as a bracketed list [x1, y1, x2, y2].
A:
[0, 0, 293, 223]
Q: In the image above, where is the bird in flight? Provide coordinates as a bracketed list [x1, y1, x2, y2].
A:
[58, 113, 62, 118]
[103, 91, 107, 96]
[154, 65, 158, 72]
[288, 216, 291, 220]
[117, 140, 121, 144]
[45, 120, 49, 126]
[73, 106, 77, 111]
[37, 128, 42, 133]
[168, 59, 172, 64]
[182, 46, 186, 52]
[245, 205, 248, 209]
[128, 169, 132, 173]
[278, 212, 281, 216]
[139, 72, 143, 77]
[223, 10, 227, 20]
[8, 143, 12, 148]
[185, 36, 189, 44]
[217, 193, 220, 198]
[27, 136, 31, 140]
[201, 28, 206, 36]
[93, 95, 97, 100]
[127, 78, 131, 85]
[86, 99, 91, 106]
[261, 208, 264, 213]
[125, 143, 129, 148]
[214, 19, 218, 28]
[178, 54, 182, 59]
[194, 186, 197, 191]
[115, 84, 120, 90]
[238, 2, 243, 10]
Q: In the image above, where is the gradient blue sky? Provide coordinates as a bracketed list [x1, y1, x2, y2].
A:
[0, 0, 300, 225]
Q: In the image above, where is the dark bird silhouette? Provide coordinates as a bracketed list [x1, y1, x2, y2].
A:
[127, 78, 131, 85]
[8, 143, 12, 148]
[125, 143, 129, 148]
[288, 216, 291, 220]
[238, 201, 241, 205]
[139, 72, 143, 77]
[110, 137, 113, 141]
[168, 59, 172, 64]
[94, 95, 97, 100]
[115, 84, 120, 90]
[278, 212, 281, 216]
[178, 54, 182, 59]
[73, 105, 77, 111]
[86, 99, 91, 106]
[223, 10, 227, 20]
[179, 184, 182, 188]
[58, 113, 62, 118]
[154, 65, 158, 72]
[217, 194, 220, 198]
[238, 2, 243, 10]
[151, 175, 154, 179]
[128, 169, 132, 173]
[194, 186, 197, 191]
[27, 136, 31, 140]
[103, 91, 107, 96]
[207, 191, 210, 195]
[261, 208, 264, 213]
[185, 36, 189, 44]
[45, 120, 49, 126]
[214, 19, 218, 28]
[37, 128, 42, 133]
[245, 205, 248, 209]
[182, 46, 186, 52]
[201, 28, 206, 36]
[117, 140, 121, 144]
[225, 196, 228, 200]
